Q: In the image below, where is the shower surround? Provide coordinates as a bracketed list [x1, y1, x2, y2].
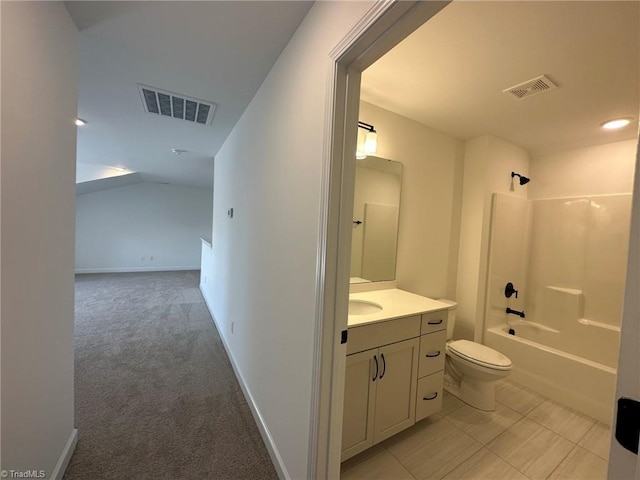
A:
[483, 193, 632, 424]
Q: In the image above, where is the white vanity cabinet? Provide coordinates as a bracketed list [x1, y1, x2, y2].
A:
[341, 316, 420, 461]
[342, 305, 450, 461]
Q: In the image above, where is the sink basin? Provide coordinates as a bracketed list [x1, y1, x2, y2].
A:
[349, 299, 383, 315]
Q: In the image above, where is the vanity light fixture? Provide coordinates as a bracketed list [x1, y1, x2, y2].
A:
[601, 117, 634, 130]
[356, 121, 378, 159]
[75, 118, 87, 126]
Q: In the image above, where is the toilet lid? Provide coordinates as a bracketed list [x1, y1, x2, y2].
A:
[448, 340, 512, 370]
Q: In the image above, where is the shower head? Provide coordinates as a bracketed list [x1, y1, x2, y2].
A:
[511, 172, 530, 185]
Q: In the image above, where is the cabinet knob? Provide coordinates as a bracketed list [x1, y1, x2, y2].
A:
[427, 319, 443, 325]
[423, 392, 439, 401]
[425, 351, 441, 358]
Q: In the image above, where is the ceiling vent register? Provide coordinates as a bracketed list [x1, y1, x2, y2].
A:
[503, 75, 558, 100]
[137, 84, 216, 125]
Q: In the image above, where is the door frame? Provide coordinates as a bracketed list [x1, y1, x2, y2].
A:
[608, 134, 640, 479]
[310, 2, 451, 478]
[312, 1, 640, 479]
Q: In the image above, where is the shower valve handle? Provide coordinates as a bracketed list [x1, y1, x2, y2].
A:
[505, 282, 518, 299]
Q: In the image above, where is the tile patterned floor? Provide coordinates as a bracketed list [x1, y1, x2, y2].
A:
[341, 380, 611, 480]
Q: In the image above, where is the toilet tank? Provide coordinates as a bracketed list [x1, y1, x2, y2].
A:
[437, 299, 458, 340]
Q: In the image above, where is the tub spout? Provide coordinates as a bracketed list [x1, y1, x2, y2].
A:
[506, 307, 525, 318]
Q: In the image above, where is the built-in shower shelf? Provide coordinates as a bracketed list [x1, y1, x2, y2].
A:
[545, 286, 583, 296]
[578, 318, 621, 332]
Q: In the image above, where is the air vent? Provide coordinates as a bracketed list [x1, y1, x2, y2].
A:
[137, 84, 216, 125]
[503, 75, 558, 100]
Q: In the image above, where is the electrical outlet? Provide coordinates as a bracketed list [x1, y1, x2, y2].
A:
[150, 255, 154, 261]
[140, 256, 146, 262]
[231, 321, 235, 334]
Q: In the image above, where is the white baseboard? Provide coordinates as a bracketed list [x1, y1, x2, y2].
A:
[199, 286, 289, 480]
[75, 266, 200, 274]
[50, 428, 78, 480]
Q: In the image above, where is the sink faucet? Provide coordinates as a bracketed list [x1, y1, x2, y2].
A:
[506, 307, 525, 318]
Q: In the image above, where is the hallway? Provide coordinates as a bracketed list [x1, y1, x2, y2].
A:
[64, 271, 277, 479]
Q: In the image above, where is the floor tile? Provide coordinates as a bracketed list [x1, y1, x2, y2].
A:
[445, 402, 522, 445]
[527, 399, 595, 443]
[578, 422, 612, 460]
[548, 445, 608, 480]
[495, 380, 545, 415]
[341, 449, 415, 480]
[386, 416, 482, 480]
[441, 447, 528, 480]
[440, 391, 465, 416]
[487, 417, 575, 480]
[340, 443, 386, 473]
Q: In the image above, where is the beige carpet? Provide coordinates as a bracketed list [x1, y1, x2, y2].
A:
[63, 271, 278, 480]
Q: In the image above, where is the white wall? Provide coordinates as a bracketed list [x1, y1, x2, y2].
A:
[76, 182, 212, 273]
[456, 135, 530, 340]
[529, 139, 637, 199]
[199, 2, 374, 478]
[358, 101, 465, 299]
[1, 2, 78, 476]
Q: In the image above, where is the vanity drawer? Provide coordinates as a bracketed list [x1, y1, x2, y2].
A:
[348, 315, 421, 355]
[418, 330, 447, 378]
[420, 310, 447, 334]
[415, 370, 444, 422]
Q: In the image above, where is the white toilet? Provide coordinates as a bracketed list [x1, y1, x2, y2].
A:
[439, 300, 512, 411]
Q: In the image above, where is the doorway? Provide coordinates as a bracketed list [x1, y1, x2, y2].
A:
[317, 2, 640, 478]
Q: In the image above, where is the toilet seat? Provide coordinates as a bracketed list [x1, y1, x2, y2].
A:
[447, 340, 512, 371]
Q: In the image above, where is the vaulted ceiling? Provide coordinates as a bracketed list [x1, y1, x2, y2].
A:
[66, 1, 313, 189]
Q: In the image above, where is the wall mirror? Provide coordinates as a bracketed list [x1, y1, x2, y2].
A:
[350, 156, 403, 283]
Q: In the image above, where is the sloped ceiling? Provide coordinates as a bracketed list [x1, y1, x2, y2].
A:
[362, 1, 639, 156]
[66, 1, 313, 188]
[68, 1, 639, 192]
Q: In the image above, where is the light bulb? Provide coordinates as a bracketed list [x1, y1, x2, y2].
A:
[356, 128, 367, 159]
[364, 131, 377, 155]
[601, 118, 633, 130]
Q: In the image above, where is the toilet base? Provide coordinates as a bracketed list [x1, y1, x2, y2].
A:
[444, 377, 497, 411]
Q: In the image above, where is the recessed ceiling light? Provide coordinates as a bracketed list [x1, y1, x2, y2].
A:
[171, 148, 188, 155]
[75, 118, 87, 126]
[601, 117, 634, 130]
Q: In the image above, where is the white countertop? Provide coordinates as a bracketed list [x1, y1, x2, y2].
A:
[348, 288, 451, 327]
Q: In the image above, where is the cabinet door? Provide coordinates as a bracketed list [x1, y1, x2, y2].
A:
[341, 349, 378, 461]
[373, 337, 419, 444]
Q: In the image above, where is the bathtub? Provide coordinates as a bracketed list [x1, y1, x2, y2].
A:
[485, 320, 619, 424]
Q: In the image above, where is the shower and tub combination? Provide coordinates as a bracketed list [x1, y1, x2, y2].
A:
[482, 191, 631, 424]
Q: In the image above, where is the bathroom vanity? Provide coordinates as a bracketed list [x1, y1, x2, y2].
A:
[342, 289, 450, 461]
